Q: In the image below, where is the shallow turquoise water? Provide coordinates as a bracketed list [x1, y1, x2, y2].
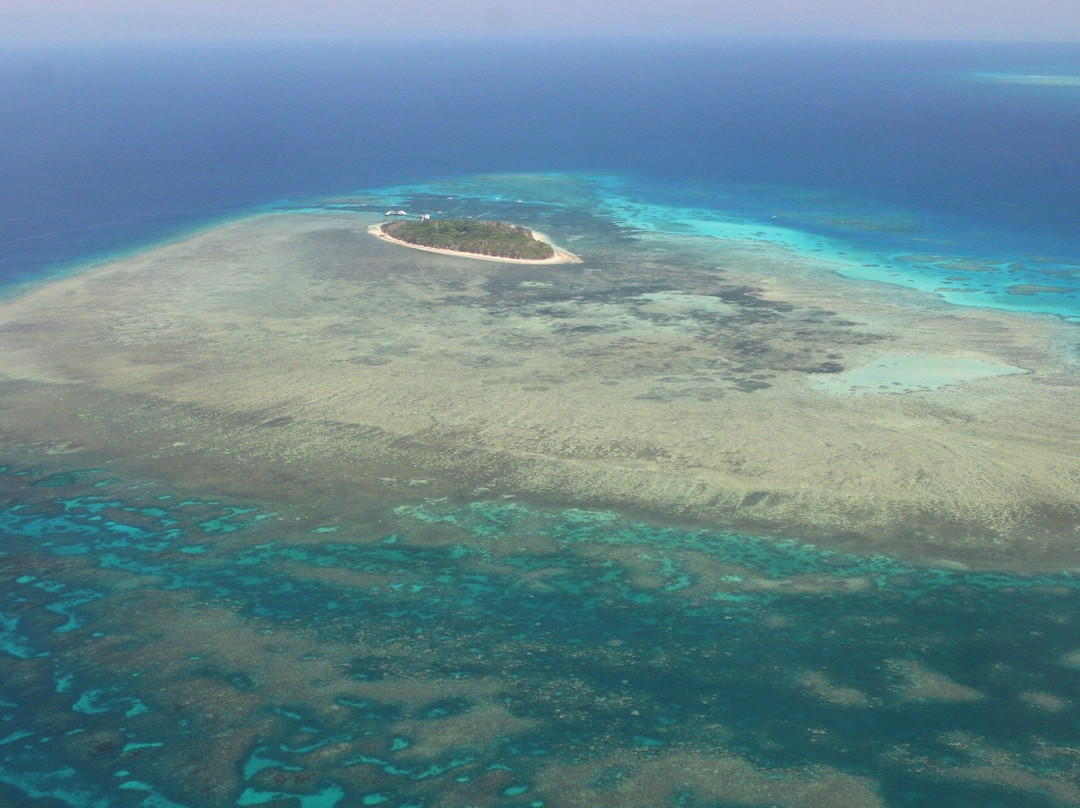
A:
[329, 174, 1080, 322]
[2, 465, 1079, 807]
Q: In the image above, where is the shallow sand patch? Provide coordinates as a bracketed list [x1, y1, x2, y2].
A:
[811, 354, 1029, 395]
[887, 659, 984, 703]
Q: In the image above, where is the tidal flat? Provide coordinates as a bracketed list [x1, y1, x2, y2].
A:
[1, 200, 1078, 571]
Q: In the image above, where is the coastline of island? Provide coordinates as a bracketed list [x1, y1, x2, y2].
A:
[368, 222, 583, 264]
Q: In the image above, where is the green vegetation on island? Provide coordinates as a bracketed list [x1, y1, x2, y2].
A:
[382, 219, 555, 260]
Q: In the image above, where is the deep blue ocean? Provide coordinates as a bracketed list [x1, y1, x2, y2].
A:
[2, 40, 1079, 298]
[3, 39, 1080, 808]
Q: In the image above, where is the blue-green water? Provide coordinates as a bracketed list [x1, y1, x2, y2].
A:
[2, 464, 1079, 807]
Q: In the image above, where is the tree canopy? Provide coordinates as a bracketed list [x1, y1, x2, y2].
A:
[382, 220, 555, 260]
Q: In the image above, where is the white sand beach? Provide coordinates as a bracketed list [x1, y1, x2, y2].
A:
[368, 223, 583, 264]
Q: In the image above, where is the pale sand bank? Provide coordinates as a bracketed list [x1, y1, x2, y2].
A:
[368, 223, 583, 264]
[1, 211, 1079, 570]
[811, 355, 1029, 395]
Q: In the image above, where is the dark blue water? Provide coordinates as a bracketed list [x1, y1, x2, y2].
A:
[2, 39, 1079, 286]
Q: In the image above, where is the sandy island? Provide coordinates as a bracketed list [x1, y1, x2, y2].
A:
[368, 222, 583, 264]
[1, 211, 1079, 571]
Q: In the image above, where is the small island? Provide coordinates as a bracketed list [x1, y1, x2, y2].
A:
[369, 219, 582, 264]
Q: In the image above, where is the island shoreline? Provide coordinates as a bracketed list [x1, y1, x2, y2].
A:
[368, 223, 583, 264]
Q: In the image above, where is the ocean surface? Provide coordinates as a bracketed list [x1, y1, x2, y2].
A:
[2, 39, 1080, 807]
[3, 40, 1080, 310]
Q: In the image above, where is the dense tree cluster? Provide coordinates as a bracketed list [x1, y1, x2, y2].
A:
[383, 219, 555, 260]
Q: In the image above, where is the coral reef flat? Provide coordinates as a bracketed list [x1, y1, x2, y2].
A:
[2, 208, 1079, 571]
